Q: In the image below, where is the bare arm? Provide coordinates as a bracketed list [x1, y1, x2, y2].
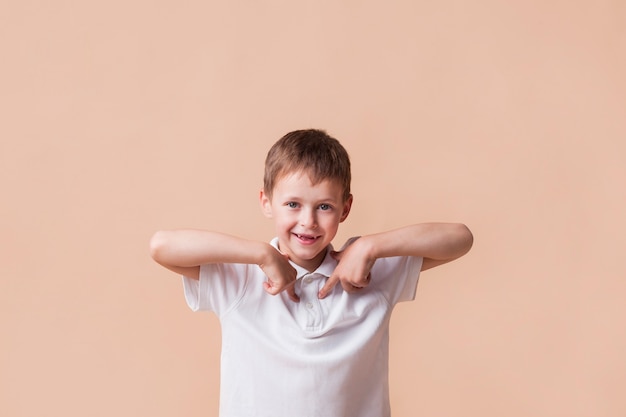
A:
[318, 223, 473, 298]
[150, 230, 299, 300]
[361, 222, 473, 271]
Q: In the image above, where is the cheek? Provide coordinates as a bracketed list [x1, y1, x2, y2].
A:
[274, 212, 296, 228]
[320, 213, 342, 229]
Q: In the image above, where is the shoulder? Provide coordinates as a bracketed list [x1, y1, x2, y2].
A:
[190, 263, 267, 315]
[369, 256, 423, 304]
[197, 262, 266, 295]
[371, 255, 423, 277]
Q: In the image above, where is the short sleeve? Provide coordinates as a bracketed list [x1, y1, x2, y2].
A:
[370, 256, 423, 305]
[182, 263, 251, 316]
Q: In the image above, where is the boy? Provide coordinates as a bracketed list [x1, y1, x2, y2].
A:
[150, 129, 473, 417]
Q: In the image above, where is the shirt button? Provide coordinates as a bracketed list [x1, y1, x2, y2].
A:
[306, 302, 314, 309]
[304, 277, 313, 284]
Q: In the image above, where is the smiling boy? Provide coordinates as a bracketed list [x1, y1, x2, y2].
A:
[150, 129, 473, 417]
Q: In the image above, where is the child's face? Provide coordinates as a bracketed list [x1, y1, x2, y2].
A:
[260, 171, 352, 272]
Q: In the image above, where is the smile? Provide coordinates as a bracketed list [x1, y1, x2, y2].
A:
[293, 233, 320, 242]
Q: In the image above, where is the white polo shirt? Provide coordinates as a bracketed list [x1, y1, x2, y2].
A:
[183, 238, 422, 417]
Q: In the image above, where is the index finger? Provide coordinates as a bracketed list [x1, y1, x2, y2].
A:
[318, 274, 339, 299]
[286, 281, 300, 303]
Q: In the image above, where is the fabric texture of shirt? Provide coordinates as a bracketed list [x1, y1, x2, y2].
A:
[183, 238, 423, 417]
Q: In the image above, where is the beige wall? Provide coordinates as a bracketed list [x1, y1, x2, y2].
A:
[2, 1, 625, 416]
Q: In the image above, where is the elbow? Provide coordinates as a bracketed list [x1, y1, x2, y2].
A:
[149, 230, 169, 264]
[455, 223, 473, 257]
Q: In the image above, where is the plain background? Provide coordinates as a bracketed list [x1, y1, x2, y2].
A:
[1, 1, 625, 416]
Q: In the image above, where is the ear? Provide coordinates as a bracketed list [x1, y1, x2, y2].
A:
[339, 194, 353, 222]
[259, 188, 273, 218]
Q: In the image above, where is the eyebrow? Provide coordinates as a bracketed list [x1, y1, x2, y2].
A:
[282, 196, 339, 204]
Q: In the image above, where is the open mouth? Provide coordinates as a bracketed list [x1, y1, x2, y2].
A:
[294, 233, 319, 242]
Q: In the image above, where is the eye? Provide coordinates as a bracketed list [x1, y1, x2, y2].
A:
[319, 204, 332, 211]
[286, 202, 299, 209]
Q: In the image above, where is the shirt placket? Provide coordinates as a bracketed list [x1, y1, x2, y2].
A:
[300, 273, 324, 330]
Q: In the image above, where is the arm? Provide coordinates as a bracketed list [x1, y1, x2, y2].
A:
[150, 230, 299, 301]
[318, 223, 473, 298]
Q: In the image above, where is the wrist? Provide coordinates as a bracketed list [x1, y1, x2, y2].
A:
[355, 235, 378, 262]
[256, 242, 276, 267]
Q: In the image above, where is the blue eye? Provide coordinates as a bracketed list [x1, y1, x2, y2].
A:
[286, 202, 299, 208]
[319, 204, 331, 211]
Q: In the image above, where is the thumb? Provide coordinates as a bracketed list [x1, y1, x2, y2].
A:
[318, 274, 339, 299]
[263, 281, 279, 295]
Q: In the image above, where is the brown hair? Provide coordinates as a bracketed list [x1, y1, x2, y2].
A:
[263, 129, 351, 201]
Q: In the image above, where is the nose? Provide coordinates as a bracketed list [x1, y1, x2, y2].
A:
[299, 208, 317, 229]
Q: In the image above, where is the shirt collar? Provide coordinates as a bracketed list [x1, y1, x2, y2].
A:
[270, 237, 337, 279]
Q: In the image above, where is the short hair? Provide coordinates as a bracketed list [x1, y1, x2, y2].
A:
[263, 129, 351, 201]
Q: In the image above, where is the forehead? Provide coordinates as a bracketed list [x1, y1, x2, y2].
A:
[272, 171, 344, 199]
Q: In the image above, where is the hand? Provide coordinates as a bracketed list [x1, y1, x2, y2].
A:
[259, 247, 299, 302]
[318, 237, 375, 299]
